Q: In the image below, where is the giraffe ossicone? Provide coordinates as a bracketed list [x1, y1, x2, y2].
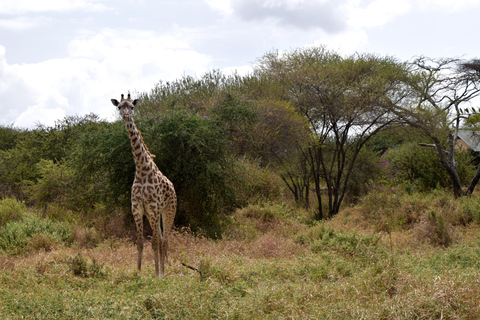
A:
[111, 93, 177, 278]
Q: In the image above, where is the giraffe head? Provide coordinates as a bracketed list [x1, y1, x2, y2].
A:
[111, 93, 139, 120]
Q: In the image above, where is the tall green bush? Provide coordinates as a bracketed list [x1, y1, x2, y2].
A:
[383, 142, 476, 191]
[70, 120, 133, 210]
[26, 160, 75, 212]
[0, 215, 72, 255]
[144, 109, 237, 236]
[0, 198, 27, 227]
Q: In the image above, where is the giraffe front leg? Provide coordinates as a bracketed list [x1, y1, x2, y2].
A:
[132, 200, 144, 272]
[145, 202, 161, 278]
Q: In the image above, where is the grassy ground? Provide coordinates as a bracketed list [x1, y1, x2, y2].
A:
[1, 194, 480, 319]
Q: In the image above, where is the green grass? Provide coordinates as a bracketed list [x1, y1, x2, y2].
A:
[1, 241, 479, 319]
[1, 193, 480, 319]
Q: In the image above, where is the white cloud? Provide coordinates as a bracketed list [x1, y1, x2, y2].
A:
[423, 0, 480, 10]
[15, 104, 67, 128]
[203, 0, 410, 56]
[0, 16, 50, 31]
[0, 0, 108, 15]
[0, 29, 213, 128]
[221, 64, 254, 77]
[206, 0, 348, 32]
[310, 28, 369, 55]
[347, 0, 411, 28]
[204, 0, 233, 14]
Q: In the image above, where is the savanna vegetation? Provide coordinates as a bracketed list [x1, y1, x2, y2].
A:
[1, 47, 480, 319]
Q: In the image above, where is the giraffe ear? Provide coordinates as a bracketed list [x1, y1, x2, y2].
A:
[133, 99, 139, 106]
[111, 99, 119, 106]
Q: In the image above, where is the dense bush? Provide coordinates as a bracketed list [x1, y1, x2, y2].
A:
[358, 187, 480, 246]
[232, 157, 283, 206]
[0, 198, 27, 227]
[344, 147, 383, 204]
[144, 109, 237, 236]
[381, 142, 476, 191]
[0, 214, 73, 255]
[70, 121, 133, 210]
[26, 159, 75, 212]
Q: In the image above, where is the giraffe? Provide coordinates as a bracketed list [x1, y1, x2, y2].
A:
[111, 93, 176, 278]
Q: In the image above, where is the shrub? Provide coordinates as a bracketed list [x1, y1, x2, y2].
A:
[233, 157, 283, 206]
[344, 147, 383, 204]
[26, 233, 60, 252]
[69, 253, 106, 278]
[72, 226, 101, 248]
[415, 210, 453, 247]
[455, 196, 480, 225]
[0, 198, 27, 227]
[295, 222, 380, 257]
[70, 253, 88, 277]
[25, 159, 75, 213]
[0, 215, 73, 255]
[145, 109, 237, 237]
[383, 142, 476, 191]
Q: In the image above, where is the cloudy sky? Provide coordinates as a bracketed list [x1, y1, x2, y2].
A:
[1, 0, 479, 128]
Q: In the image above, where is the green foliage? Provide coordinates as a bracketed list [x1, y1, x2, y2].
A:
[70, 120, 133, 210]
[366, 125, 425, 155]
[71, 102, 259, 236]
[383, 142, 476, 191]
[210, 93, 258, 155]
[0, 143, 42, 197]
[145, 109, 236, 236]
[0, 124, 23, 151]
[26, 159, 75, 212]
[138, 70, 232, 117]
[232, 157, 283, 206]
[0, 114, 104, 199]
[344, 146, 383, 203]
[256, 46, 411, 217]
[0, 197, 27, 227]
[0, 215, 72, 255]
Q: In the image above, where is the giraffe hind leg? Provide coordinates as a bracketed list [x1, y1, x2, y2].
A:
[158, 214, 165, 278]
[149, 216, 160, 277]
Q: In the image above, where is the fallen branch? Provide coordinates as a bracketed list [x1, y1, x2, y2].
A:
[181, 262, 203, 277]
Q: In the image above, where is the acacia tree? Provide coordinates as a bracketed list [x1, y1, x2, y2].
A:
[394, 57, 480, 197]
[257, 47, 410, 218]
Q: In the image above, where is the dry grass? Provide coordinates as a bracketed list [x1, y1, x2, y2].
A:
[1, 193, 480, 319]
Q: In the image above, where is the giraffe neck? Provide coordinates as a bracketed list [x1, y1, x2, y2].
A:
[123, 115, 154, 173]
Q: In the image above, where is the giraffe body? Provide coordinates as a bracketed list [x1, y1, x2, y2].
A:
[111, 94, 176, 278]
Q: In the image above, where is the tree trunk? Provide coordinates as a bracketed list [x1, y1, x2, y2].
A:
[466, 162, 480, 195]
[432, 138, 464, 198]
